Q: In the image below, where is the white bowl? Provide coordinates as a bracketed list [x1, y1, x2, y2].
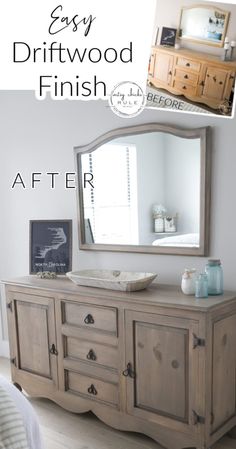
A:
[66, 269, 157, 292]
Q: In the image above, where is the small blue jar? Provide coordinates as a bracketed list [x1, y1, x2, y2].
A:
[195, 274, 208, 298]
[205, 259, 223, 295]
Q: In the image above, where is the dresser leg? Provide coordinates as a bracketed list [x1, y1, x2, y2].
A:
[13, 382, 22, 392]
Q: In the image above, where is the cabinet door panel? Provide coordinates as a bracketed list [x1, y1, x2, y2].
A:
[125, 311, 199, 433]
[154, 52, 174, 86]
[212, 314, 236, 432]
[17, 301, 51, 377]
[8, 292, 58, 387]
[202, 67, 228, 100]
[135, 322, 188, 420]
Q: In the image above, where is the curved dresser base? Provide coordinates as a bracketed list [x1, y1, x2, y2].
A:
[15, 379, 198, 449]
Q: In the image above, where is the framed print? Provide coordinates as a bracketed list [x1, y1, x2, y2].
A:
[30, 220, 72, 274]
[160, 27, 177, 46]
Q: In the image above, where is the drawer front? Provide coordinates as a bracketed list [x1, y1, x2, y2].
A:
[66, 370, 118, 406]
[175, 68, 198, 85]
[63, 301, 117, 335]
[173, 80, 196, 96]
[66, 337, 118, 370]
[176, 57, 201, 73]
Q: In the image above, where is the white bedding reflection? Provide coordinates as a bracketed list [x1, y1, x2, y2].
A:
[153, 233, 199, 247]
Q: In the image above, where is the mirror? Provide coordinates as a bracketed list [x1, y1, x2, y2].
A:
[179, 5, 230, 47]
[75, 124, 211, 256]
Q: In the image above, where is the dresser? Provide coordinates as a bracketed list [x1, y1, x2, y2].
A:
[3, 276, 236, 449]
[148, 46, 236, 110]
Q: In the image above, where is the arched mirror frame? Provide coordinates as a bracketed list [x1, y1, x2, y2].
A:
[74, 124, 211, 256]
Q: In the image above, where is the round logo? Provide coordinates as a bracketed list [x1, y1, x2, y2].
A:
[109, 81, 146, 118]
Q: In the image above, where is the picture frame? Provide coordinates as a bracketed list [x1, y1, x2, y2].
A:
[29, 220, 72, 274]
[160, 27, 177, 47]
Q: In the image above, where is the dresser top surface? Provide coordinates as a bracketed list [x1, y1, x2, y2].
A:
[152, 45, 236, 68]
[2, 276, 236, 312]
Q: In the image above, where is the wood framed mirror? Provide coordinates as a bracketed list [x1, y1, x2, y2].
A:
[74, 124, 211, 256]
[178, 5, 230, 47]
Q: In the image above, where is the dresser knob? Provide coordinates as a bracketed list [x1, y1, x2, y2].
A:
[184, 74, 188, 79]
[122, 362, 136, 379]
[186, 62, 190, 67]
[86, 349, 97, 361]
[84, 314, 95, 324]
[182, 85, 187, 90]
[169, 70, 172, 75]
[213, 76, 217, 82]
[49, 344, 58, 355]
[88, 384, 97, 395]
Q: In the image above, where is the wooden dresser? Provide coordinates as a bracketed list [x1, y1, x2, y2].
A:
[3, 276, 236, 449]
[148, 46, 236, 110]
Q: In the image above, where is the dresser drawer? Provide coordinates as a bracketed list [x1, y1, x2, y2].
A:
[65, 337, 118, 370]
[175, 68, 198, 85]
[176, 57, 201, 73]
[63, 301, 117, 335]
[173, 80, 196, 96]
[66, 370, 118, 406]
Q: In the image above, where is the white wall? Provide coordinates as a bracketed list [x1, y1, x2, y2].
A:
[0, 91, 236, 352]
[164, 134, 200, 233]
[152, 0, 236, 57]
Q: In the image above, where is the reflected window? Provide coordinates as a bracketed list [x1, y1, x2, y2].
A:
[82, 144, 139, 244]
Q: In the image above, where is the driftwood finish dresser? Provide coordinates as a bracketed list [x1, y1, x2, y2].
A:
[3, 276, 236, 449]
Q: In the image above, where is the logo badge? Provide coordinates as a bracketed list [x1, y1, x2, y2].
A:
[109, 81, 146, 118]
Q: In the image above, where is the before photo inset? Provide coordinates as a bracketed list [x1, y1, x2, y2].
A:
[147, 0, 236, 117]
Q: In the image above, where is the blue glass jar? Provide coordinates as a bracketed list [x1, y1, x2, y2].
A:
[195, 274, 208, 298]
[205, 259, 223, 295]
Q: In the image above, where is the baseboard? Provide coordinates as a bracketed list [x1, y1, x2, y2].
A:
[0, 340, 10, 358]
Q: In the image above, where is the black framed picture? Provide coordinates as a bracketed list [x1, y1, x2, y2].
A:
[29, 220, 72, 274]
[160, 27, 177, 46]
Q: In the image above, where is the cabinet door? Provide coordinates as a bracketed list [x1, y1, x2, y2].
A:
[202, 67, 229, 101]
[153, 52, 174, 86]
[211, 314, 236, 432]
[7, 291, 58, 388]
[124, 310, 200, 434]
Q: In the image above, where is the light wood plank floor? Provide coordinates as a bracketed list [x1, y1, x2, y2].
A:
[0, 357, 236, 449]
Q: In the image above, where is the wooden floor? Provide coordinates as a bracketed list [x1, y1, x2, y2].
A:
[0, 357, 236, 449]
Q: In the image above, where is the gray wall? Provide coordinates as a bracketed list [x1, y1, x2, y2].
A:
[152, 0, 236, 58]
[0, 91, 235, 304]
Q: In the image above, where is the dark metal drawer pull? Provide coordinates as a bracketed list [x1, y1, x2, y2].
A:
[122, 362, 135, 379]
[186, 62, 190, 67]
[182, 85, 187, 90]
[84, 314, 94, 324]
[86, 349, 97, 361]
[88, 384, 97, 395]
[184, 74, 188, 79]
[49, 344, 58, 355]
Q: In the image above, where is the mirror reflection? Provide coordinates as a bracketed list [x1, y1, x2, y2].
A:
[179, 6, 229, 47]
[81, 132, 201, 248]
